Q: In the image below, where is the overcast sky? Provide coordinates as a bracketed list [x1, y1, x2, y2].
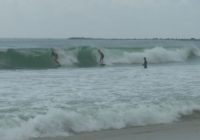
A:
[0, 0, 199, 38]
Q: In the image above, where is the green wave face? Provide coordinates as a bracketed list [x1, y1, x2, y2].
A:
[0, 49, 56, 69]
[76, 47, 98, 67]
[0, 47, 99, 69]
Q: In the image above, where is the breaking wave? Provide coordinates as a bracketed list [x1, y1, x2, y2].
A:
[0, 46, 199, 69]
[1, 102, 200, 140]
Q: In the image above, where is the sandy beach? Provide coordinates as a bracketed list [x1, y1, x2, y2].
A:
[32, 119, 200, 140]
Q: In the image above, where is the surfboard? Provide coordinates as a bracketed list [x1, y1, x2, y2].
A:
[100, 63, 106, 66]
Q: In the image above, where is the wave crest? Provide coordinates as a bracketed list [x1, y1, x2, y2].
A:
[107, 47, 200, 64]
[1, 103, 200, 140]
[0, 46, 199, 69]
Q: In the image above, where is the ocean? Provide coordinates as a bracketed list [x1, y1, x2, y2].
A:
[0, 39, 200, 140]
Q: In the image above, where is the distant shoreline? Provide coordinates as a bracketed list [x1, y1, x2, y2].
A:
[0, 37, 199, 41]
[68, 37, 200, 41]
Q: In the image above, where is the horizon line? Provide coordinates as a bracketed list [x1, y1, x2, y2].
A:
[0, 37, 199, 40]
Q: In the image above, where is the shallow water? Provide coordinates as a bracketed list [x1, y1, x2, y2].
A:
[0, 39, 200, 140]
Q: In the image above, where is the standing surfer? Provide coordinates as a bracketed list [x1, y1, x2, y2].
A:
[143, 57, 147, 69]
[98, 49, 104, 64]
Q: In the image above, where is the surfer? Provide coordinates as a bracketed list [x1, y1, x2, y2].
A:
[98, 49, 104, 64]
[51, 48, 60, 66]
[143, 57, 147, 69]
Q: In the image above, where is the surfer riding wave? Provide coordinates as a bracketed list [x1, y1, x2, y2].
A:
[98, 49, 104, 65]
[51, 48, 61, 66]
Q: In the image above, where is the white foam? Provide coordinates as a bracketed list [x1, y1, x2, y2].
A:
[1, 103, 200, 140]
[105, 47, 200, 65]
[55, 48, 78, 66]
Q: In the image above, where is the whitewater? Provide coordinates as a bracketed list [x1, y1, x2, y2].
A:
[0, 39, 200, 140]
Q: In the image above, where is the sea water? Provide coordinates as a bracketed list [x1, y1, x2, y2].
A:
[0, 39, 200, 140]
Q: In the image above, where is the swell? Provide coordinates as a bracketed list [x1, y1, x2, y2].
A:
[0, 49, 57, 69]
[0, 46, 199, 69]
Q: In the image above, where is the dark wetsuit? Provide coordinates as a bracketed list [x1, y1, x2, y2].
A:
[143, 57, 147, 69]
[51, 49, 60, 66]
[98, 50, 104, 64]
[51, 51, 58, 59]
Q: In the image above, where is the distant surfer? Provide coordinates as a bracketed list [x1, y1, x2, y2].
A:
[51, 48, 60, 66]
[98, 49, 104, 64]
[143, 57, 147, 69]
